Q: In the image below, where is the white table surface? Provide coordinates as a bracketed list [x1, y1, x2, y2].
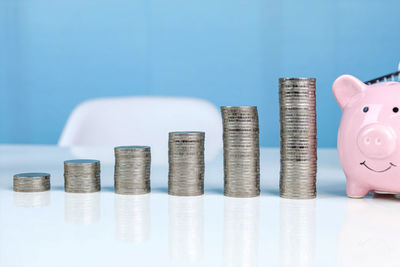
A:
[0, 145, 399, 267]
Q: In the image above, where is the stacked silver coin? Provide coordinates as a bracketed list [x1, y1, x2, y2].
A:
[168, 132, 205, 196]
[221, 106, 260, 198]
[13, 173, 50, 192]
[64, 159, 101, 193]
[279, 78, 317, 199]
[114, 146, 151, 195]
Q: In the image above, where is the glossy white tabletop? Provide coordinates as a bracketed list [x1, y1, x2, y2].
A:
[0, 145, 398, 267]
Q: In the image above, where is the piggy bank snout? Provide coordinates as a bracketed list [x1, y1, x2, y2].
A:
[357, 124, 396, 159]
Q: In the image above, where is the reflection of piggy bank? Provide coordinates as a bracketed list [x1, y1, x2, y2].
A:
[338, 196, 400, 266]
[333, 75, 400, 197]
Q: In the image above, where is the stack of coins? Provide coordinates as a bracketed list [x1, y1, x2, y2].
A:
[221, 106, 260, 198]
[64, 159, 101, 193]
[168, 132, 205, 196]
[114, 146, 151, 195]
[13, 173, 50, 192]
[279, 78, 317, 199]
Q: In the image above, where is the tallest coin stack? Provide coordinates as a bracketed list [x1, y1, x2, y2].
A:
[279, 78, 317, 199]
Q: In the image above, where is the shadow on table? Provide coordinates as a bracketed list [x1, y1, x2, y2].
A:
[317, 180, 347, 197]
[152, 187, 168, 193]
[52, 185, 64, 191]
[261, 188, 280, 196]
[204, 187, 223, 195]
[101, 186, 114, 192]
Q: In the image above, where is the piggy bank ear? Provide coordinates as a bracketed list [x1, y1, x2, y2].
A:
[333, 75, 366, 109]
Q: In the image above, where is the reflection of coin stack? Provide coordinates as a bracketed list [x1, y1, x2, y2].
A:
[279, 199, 316, 267]
[13, 173, 50, 192]
[14, 192, 51, 208]
[169, 195, 203, 262]
[168, 132, 205, 196]
[279, 78, 317, 199]
[114, 146, 151, 195]
[223, 197, 259, 267]
[114, 194, 150, 242]
[221, 106, 260, 198]
[64, 159, 101, 193]
[65, 192, 101, 224]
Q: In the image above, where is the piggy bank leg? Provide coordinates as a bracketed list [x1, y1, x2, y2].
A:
[346, 180, 370, 198]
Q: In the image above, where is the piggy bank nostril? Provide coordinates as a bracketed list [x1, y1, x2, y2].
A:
[365, 137, 371, 144]
[375, 138, 382, 145]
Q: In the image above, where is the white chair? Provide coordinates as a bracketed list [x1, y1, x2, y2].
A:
[59, 96, 223, 165]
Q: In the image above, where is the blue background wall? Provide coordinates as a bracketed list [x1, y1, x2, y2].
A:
[1, 0, 400, 147]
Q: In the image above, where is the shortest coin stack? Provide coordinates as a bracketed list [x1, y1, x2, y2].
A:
[114, 146, 151, 195]
[64, 159, 101, 193]
[13, 173, 50, 192]
[168, 131, 205, 196]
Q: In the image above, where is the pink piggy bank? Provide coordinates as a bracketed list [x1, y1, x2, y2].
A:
[333, 75, 400, 198]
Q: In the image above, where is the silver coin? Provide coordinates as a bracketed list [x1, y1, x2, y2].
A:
[114, 146, 151, 195]
[279, 78, 317, 199]
[13, 172, 50, 192]
[64, 159, 101, 193]
[221, 106, 260, 198]
[168, 131, 205, 196]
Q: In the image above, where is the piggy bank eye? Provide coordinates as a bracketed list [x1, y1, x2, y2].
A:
[393, 107, 399, 113]
[363, 107, 369, 113]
